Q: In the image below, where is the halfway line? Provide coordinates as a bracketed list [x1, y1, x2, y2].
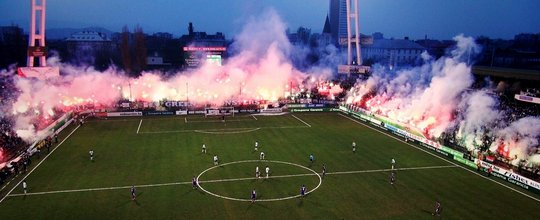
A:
[7, 165, 456, 198]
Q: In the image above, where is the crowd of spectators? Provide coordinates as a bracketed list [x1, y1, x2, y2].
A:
[0, 73, 26, 164]
[342, 76, 540, 180]
[0, 118, 26, 162]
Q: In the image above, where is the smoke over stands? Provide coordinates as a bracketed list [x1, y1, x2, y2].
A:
[346, 35, 540, 164]
[1, 10, 538, 165]
[3, 9, 341, 143]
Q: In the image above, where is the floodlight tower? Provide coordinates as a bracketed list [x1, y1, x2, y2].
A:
[28, 0, 47, 67]
[18, 0, 59, 79]
[346, 0, 361, 66]
[338, 0, 369, 76]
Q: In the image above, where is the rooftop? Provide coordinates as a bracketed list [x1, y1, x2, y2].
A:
[365, 39, 425, 50]
[66, 31, 110, 42]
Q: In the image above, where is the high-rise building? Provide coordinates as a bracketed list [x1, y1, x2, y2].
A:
[329, 0, 347, 46]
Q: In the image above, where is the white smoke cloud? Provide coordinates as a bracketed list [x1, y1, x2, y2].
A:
[455, 90, 502, 150]
[491, 117, 540, 163]
[3, 8, 343, 143]
[346, 34, 540, 163]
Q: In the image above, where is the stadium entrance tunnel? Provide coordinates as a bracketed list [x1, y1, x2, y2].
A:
[196, 160, 322, 202]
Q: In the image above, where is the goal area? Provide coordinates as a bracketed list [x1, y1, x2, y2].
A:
[204, 107, 235, 118]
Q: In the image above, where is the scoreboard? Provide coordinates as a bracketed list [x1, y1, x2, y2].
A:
[183, 46, 226, 67]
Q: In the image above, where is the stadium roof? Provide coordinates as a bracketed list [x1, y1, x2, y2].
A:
[472, 66, 540, 81]
[66, 30, 110, 42]
[364, 39, 425, 50]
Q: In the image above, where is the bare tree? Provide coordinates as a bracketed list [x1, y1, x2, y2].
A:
[134, 25, 147, 74]
[120, 25, 131, 74]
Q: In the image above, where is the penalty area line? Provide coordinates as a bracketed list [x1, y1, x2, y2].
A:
[291, 114, 311, 127]
[7, 165, 456, 198]
[136, 119, 142, 134]
[138, 125, 309, 134]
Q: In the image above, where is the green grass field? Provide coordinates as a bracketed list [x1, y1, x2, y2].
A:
[0, 112, 539, 219]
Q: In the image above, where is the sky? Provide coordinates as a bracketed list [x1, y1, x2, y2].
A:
[0, 0, 539, 40]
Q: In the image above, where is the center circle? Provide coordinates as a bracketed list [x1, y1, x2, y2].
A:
[196, 160, 322, 202]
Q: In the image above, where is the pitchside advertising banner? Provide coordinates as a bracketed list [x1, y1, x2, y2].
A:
[260, 108, 283, 113]
[289, 108, 337, 112]
[340, 105, 540, 195]
[286, 103, 337, 110]
[106, 112, 143, 117]
[175, 110, 188, 115]
[144, 111, 175, 116]
[477, 160, 540, 193]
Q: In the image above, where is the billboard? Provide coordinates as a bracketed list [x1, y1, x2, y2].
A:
[183, 47, 226, 67]
[27, 46, 48, 57]
[338, 65, 370, 74]
[17, 66, 60, 79]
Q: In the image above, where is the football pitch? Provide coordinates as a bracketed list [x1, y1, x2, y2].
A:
[0, 112, 539, 219]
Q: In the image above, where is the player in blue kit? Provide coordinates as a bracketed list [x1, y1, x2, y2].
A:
[300, 185, 306, 198]
[322, 164, 326, 179]
[251, 189, 257, 203]
[131, 186, 136, 200]
[192, 177, 198, 189]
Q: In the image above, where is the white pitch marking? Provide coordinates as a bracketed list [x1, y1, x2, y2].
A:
[136, 119, 142, 134]
[138, 125, 308, 134]
[0, 125, 81, 204]
[6, 164, 457, 199]
[251, 114, 258, 120]
[327, 165, 457, 175]
[291, 114, 311, 127]
[196, 160, 322, 202]
[339, 113, 540, 203]
[194, 128, 261, 134]
[185, 118, 255, 123]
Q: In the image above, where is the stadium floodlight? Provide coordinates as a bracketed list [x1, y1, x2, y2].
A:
[18, 0, 60, 80]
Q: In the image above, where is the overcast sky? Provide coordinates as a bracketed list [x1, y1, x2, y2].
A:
[1, 0, 539, 40]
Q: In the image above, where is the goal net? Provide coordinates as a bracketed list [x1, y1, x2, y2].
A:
[204, 107, 235, 118]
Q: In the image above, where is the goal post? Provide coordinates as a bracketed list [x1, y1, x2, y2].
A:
[204, 107, 234, 118]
